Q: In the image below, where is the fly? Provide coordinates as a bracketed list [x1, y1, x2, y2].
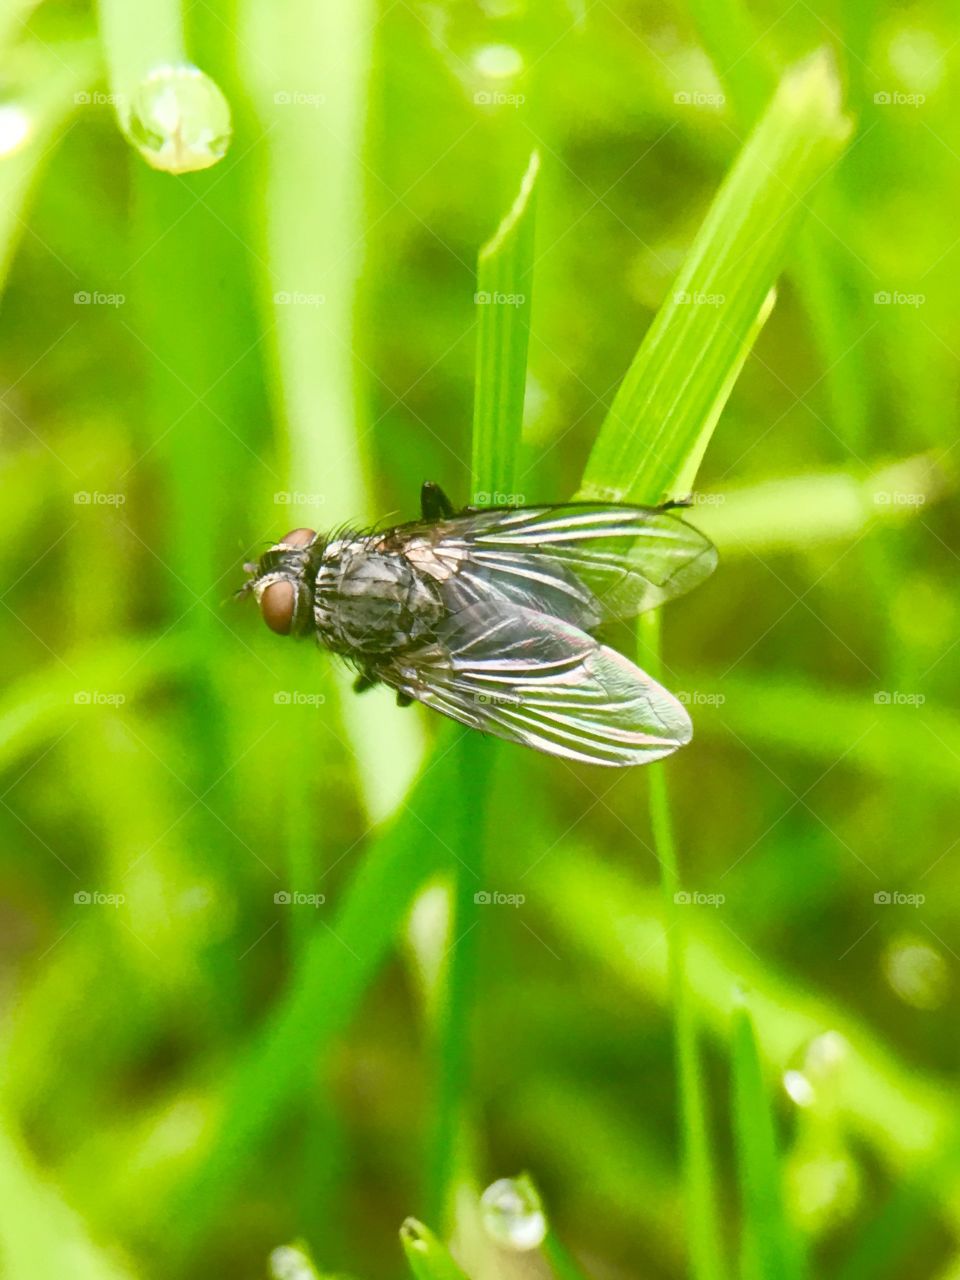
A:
[240, 482, 717, 767]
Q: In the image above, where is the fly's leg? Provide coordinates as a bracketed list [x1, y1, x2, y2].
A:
[353, 670, 379, 694]
[396, 692, 413, 708]
[420, 481, 455, 521]
[659, 494, 694, 511]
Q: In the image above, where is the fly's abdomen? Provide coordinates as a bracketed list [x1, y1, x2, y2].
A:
[314, 539, 443, 656]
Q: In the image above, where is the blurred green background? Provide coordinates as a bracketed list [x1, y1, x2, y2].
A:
[0, 1, 958, 1278]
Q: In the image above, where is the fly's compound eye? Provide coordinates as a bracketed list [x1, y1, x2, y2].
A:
[260, 580, 297, 635]
[280, 527, 316, 547]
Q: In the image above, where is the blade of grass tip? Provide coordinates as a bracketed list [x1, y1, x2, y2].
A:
[95, 0, 232, 173]
[470, 148, 540, 503]
[580, 49, 851, 507]
[427, 148, 539, 1230]
[640, 612, 726, 1280]
[401, 1219, 471, 1280]
[731, 995, 806, 1280]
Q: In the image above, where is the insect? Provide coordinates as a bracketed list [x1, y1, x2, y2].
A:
[241, 482, 717, 766]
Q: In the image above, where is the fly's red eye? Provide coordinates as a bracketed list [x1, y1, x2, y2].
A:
[281, 527, 316, 547]
[260, 580, 297, 634]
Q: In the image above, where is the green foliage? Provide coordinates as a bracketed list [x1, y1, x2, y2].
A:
[0, 3, 955, 1280]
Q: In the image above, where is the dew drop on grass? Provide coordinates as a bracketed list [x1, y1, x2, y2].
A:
[883, 935, 949, 1010]
[480, 1175, 547, 1250]
[0, 103, 32, 157]
[473, 43, 525, 80]
[124, 65, 232, 174]
[268, 1244, 316, 1280]
[782, 1029, 848, 1109]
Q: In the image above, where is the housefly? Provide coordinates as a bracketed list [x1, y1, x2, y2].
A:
[240, 482, 717, 767]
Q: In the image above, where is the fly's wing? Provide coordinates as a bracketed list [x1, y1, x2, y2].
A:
[378, 602, 692, 767]
[420, 504, 717, 629]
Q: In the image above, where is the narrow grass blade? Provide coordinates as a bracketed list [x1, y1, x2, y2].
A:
[641, 618, 726, 1280]
[580, 50, 851, 506]
[400, 1219, 470, 1280]
[428, 153, 539, 1226]
[731, 997, 805, 1280]
[470, 149, 540, 503]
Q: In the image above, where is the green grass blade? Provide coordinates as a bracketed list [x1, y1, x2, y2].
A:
[731, 998, 805, 1280]
[470, 149, 540, 503]
[164, 744, 463, 1257]
[580, 50, 851, 506]
[641, 612, 726, 1280]
[428, 153, 539, 1226]
[400, 1219, 470, 1280]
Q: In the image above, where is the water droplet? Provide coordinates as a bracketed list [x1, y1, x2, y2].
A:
[124, 65, 232, 174]
[473, 44, 525, 80]
[786, 1145, 862, 1233]
[480, 1175, 547, 1251]
[883, 936, 949, 1009]
[269, 1244, 317, 1280]
[782, 1030, 848, 1108]
[0, 104, 32, 157]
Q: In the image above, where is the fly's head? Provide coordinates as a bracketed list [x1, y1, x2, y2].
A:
[239, 527, 320, 636]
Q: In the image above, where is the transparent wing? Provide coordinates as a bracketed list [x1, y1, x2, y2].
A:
[421, 503, 717, 628]
[378, 602, 692, 767]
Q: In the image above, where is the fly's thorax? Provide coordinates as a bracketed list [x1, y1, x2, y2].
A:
[313, 536, 445, 656]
